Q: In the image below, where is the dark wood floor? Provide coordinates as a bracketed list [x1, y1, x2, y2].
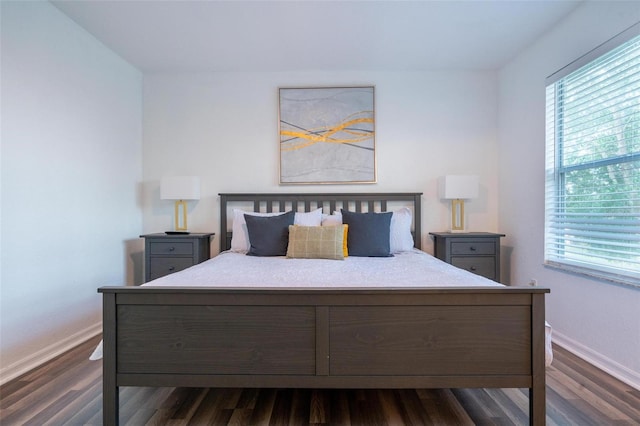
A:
[1, 335, 639, 425]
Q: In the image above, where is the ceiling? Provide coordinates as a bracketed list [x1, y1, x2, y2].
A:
[51, 0, 582, 73]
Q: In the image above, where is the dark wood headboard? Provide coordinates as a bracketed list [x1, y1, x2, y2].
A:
[218, 192, 423, 252]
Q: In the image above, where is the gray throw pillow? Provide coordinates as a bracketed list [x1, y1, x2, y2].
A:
[340, 209, 393, 257]
[245, 210, 295, 256]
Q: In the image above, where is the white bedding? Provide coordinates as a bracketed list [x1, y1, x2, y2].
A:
[91, 250, 553, 366]
[145, 249, 503, 288]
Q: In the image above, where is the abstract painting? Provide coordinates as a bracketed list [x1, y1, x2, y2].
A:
[279, 86, 375, 184]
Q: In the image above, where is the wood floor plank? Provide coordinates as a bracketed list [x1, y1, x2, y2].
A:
[42, 372, 102, 426]
[227, 408, 251, 426]
[235, 388, 259, 410]
[451, 388, 501, 425]
[328, 389, 351, 425]
[219, 388, 243, 410]
[483, 388, 529, 425]
[62, 385, 102, 426]
[188, 388, 224, 425]
[270, 388, 295, 426]
[1, 339, 639, 425]
[309, 389, 331, 425]
[122, 407, 158, 426]
[288, 389, 311, 425]
[120, 387, 166, 424]
[395, 388, 432, 424]
[548, 366, 633, 422]
[546, 385, 598, 426]
[247, 388, 276, 425]
[552, 347, 640, 422]
[357, 390, 388, 425]
[377, 389, 405, 425]
[23, 390, 80, 426]
[429, 388, 476, 426]
[0, 339, 101, 415]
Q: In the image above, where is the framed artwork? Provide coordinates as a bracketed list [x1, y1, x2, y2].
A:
[279, 86, 376, 184]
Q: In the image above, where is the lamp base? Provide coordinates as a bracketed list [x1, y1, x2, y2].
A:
[165, 231, 190, 235]
[450, 199, 468, 232]
[173, 200, 190, 232]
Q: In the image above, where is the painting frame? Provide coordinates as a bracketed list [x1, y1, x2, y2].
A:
[279, 86, 376, 185]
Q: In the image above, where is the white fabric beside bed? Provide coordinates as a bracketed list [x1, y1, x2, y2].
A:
[91, 250, 553, 365]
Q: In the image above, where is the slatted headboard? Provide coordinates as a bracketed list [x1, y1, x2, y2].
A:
[219, 193, 423, 252]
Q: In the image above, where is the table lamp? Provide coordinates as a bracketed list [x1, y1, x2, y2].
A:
[440, 175, 479, 233]
[160, 176, 201, 233]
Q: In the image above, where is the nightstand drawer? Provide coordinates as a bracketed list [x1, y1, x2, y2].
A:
[451, 241, 495, 255]
[451, 257, 496, 279]
[149, 242, 193, 256]
[148, 257, 194, 281]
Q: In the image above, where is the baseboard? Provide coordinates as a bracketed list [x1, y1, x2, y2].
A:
[552, 330, 640, 391]
[0, 322, 102, 386]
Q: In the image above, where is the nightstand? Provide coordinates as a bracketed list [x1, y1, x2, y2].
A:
[140, 233, 214, 282]
[429, 232, 505, 282]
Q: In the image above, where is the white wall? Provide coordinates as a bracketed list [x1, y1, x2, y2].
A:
[498, 1, 640, 388]
[0, 1, 143, 383]
[142, 71, 500, 253]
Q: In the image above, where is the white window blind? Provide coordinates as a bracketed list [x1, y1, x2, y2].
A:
[545, 26, 640, 286]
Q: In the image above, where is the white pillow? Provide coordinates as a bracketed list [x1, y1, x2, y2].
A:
[321, 213, 343, 226]
[231, 209, 283, 252]
[322, 208, 414, 253]
[294, 208, 323, 226]
[231, 208, 322, 252]
[390, 207, 414, 253]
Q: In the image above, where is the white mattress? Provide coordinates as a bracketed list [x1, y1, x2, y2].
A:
[91, 250, 553, 366]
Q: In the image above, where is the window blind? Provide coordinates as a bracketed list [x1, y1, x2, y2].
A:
[545, 27, 640, 286]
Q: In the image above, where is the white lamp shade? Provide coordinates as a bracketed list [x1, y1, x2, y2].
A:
[160, 176, 201, 200]
[439, 175, 479, 200]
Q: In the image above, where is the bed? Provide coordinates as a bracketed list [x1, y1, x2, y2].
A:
[99, 192, 549, 426]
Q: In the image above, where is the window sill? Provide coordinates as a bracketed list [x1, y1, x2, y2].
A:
[544, 260, 640, 289]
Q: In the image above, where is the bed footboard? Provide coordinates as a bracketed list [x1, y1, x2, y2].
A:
[99, 286, 548, 426]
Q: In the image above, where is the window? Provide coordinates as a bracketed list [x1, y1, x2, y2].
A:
[545, 25, 640, 286]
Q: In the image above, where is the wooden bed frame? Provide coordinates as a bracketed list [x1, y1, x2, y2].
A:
[99, 192, 549, 425]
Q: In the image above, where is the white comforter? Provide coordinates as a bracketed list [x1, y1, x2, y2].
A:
[145, 249, 503, 288]
[91, 250, 553, 365]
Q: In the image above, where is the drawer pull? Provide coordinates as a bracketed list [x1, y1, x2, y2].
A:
[469, 246, 476, 251]
[470, 266, 477, 271]
[169, 246, 175, 251]
[169, 266, 175, 271]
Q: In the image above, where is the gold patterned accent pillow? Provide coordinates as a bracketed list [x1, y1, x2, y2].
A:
[287, 225, 346, 260]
